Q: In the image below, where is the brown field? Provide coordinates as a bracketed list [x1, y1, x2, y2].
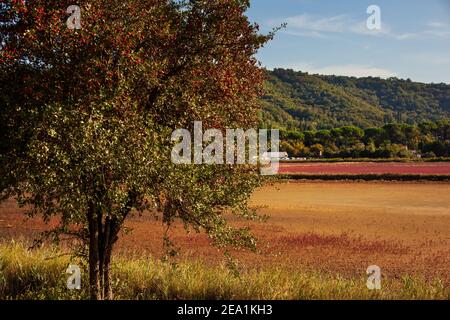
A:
[1, 181, 450, 283]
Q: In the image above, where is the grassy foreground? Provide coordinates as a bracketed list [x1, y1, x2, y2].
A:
[0, 242, 448, 300]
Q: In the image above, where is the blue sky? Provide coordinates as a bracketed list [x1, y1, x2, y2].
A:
[247, 0, 450, 83]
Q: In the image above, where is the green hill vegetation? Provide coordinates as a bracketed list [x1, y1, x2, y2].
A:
[260, 69, 450, 131]
[260, 69, 450, 158]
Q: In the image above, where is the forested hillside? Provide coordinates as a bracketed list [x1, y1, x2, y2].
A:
[260, 69, 450, 130]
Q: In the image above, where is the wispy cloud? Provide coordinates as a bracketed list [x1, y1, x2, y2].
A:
[410, 52, 450, 65]
[349, 20, 391, 36]
[282, 14, 348, 33]
[267, 62, 397, 79]
[310, 64, 397, 78]
[282, 30, 330, 39]
[427, 21, 448, 29]
[268, 13, 390, 39]
[268, 14, 450, 40]
[394, 21, 450, 40]
[309, 64, 397, 78]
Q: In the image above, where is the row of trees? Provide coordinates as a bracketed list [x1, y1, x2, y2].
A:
[280, 120, 450, 158]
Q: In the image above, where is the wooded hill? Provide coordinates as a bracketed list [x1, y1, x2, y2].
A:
[260, 68, 450, 130]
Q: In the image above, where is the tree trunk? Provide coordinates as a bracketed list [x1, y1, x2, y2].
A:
[103, 245, 113, 300]
[87, 191, 135, 300]
[89, 212, 117, 300]
[97, 207, 105, 298]
[101, 216, 113, 300]
[88, 204, 101, 300]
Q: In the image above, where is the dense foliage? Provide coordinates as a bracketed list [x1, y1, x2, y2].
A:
[0, 0, 271, 299]
[261, 69, 450, 130]
[280, 120, 450, 159]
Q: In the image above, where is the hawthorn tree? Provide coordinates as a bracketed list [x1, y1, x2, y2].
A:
[0, 0, 274, 299]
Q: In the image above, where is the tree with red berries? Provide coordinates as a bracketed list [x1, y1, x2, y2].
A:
[1, 0, 274, 299]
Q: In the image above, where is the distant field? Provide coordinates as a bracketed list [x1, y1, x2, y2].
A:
[1, 181, 449, 287]
[279, 162, 450, 175]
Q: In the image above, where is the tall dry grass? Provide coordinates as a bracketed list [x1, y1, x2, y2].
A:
[0, 241, 448, 300]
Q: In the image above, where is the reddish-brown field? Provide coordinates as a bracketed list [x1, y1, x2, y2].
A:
[279, 161, 450, 175]
[1, 181, 449, 283]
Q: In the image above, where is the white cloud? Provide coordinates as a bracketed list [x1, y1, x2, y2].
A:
[427, 21, 449, 28]
[267, 62, 397, 79]
[268, 14, 450, 40]
[349, 20, 391, 36]
[394, 33, 419, 40]
[283, 30, 330, 39]
[393, 22, 450, 40]
[422, 28, 450, 38]
[283, 14, 347, 33]
[384, 21, 450, 40]
[410, 53, 450, 65]
[268, 13, 391, 39]
[309, 64, 397, 78]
